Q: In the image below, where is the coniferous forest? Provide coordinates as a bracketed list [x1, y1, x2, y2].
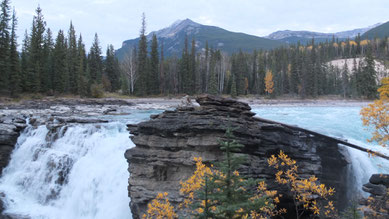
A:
[0, 1, 387, 99]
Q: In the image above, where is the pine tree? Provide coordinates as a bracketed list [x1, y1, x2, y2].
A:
[230, 74, 237, 98]
[28, 6, 46, 93]
[8, 8, 20, 96]
[189, 38, 196, 94]
[52, 30, 68, 93]
[41, 28, 54, 93]
[135, 13, 147, 96]
[88, 33, 103, 86]
[105, 44, 120, 92]
[203, 126, 265, 218]
[20, 30, 29, 92]
[341, 61, 349, 98]
[149, 34, 159, 95]
[0, 0, 10, 94]
[77, 34, 88, 97]
[179, 35, 190, 94]
[357, 49, 377, 98]
[67, 21, 78, 94]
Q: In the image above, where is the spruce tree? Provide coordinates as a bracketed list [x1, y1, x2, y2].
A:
[67, 21, 78, 94]
[105, 44, 120, 92]
[28, 6, 46, 93]
[77, 34, 88, 97]
[189, 38, 196, 94]
[357, 49, 377, 99]
[52, 30, 68, 93]
[88, 33, 103, 85]
[8, 8, 20, 96]
[20, 30, 29, 92]
[0, 0, 10, 94]
[41, 28, 54, 93]
[193, 126, 267, 218]
[179, 35, 190, 94]
[149, 34, 159, 95]
[135, 13, 147, 96]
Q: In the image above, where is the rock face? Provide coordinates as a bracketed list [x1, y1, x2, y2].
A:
[0, 115, 26, 175]
[361, 174, 389, 218]
[125, 95, 350, 218]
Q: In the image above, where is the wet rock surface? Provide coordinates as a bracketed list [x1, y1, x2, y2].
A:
[361, 174, 389, 219]
[125, 95, 350, 218]
[0, 115, 27, 175]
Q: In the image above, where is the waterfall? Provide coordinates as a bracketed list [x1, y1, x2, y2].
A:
[0, 121, 133, 219]
[252, 106, 389, 198]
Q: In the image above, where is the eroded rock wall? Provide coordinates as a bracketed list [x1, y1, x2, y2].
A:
[125, 95, 350, 218]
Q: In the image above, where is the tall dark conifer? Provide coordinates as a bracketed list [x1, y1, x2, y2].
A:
[105, 44, 120, 92]
[88, 33, 103, 85]
[67, 21, 78, 94]
[20, 30, 29, 92]
[77, 34, 88, 96]
[52, 30, 67, 93]
[41, 28, 54, 93]
[135, 13, 147, 96]
[149, 34, 159, 95]
[28, 6, 46, 92]
[8, 8, 20, 96]
[0, 0, 10, 93]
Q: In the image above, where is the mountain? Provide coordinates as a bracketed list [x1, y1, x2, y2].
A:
[116, 19, 284, 59]
[266, 23, 381, 44]
[362, 21, 389, 39]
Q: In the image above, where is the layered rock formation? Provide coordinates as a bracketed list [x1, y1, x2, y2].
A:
[0, 115, 26, 175]
[125, 95, 350, 218]
[361, 174, 389, 218]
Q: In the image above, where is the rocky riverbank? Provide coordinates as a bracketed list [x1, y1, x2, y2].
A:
[125, 95, 351, 218]
[361, 174, 389, 218]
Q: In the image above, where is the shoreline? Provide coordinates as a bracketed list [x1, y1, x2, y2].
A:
[0, 96, 373, 110]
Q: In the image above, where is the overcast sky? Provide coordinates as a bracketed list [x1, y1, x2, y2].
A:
[13, 0, 389, 51]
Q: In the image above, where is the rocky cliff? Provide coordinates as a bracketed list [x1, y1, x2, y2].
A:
[125, 95, 350, 218]
[0, 115, 26, 175]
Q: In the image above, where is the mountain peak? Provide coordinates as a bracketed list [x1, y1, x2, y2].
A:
[150, 18, 201, 39]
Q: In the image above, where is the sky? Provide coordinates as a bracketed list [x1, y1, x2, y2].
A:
[13, 0, 389, 51]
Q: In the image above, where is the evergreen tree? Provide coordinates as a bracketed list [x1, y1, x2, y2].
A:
[189, 38, 196, 94]
[8, 8, 20, 96]
[203, 126, 265, 218]
[41, 28, 54, 93]
[20, 30, 29, 92]
[52, 30, 68, 93]
[0, 0, 10, 94]
[88, 33, 103, 85]
[149, 34, 159, 95]
[230, 74, 237, 98]
[67, 21, 78, 94]
[341, 61, 349, 98]
[179, 35, 190, 94]
[357, 49, 377, 98]
[77, 34, 88, 96]
[28, 6, 46, 93]
[208, 68, 218, 95]
[105, 44, 120, 92]
[135, 13, 147, 96]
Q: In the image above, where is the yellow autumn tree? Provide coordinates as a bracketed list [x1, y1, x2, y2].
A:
[361, 77, 389, 147]
[265, 70, 274, 95]
[142, 192, 177, 219]
[268, 151, 336, 219]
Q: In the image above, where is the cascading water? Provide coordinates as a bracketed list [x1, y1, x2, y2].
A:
[0, 110, 162, 219]
[252, 106, 389, 197]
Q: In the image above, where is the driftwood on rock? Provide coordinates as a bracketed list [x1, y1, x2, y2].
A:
[125, 95, 354, 218]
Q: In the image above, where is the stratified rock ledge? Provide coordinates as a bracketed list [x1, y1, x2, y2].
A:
[125, 95, 350, 218]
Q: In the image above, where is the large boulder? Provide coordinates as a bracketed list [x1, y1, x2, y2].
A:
[125, 95, 350, 218]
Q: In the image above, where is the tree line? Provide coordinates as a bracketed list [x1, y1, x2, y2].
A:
[125, 15, 386, 99]
[0, 1, 386, 99]
[0, 1, 121, 98]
